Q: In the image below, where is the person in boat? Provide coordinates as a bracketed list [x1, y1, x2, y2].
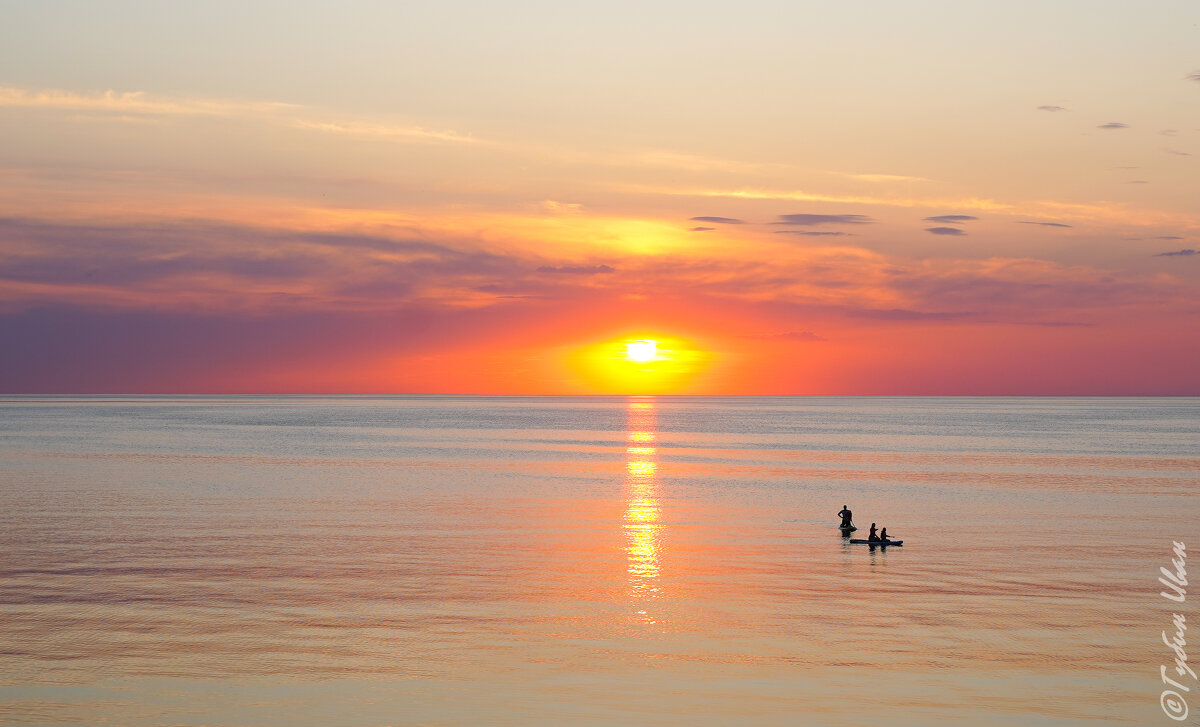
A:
[868, 523, 878, 541]
[879, 527, 890, 542]
[837, 505, 853, 528]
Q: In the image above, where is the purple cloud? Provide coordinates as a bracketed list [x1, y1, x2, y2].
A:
[1097, 122, 1129, 130]
[1018, 221, 1072, 228]
[0, 217, 579, 312]
[1154, 249, 1197, 257]
[925, 227, 967, 236]
[773, 230, 852, 237]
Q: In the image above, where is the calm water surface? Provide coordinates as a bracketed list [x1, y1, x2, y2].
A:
[0, 397, 1197, 726]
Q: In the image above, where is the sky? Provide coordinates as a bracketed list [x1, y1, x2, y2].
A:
[0, 1, 1197, 394]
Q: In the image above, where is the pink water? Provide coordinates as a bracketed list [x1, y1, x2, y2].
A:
[1, 397, 1197, 726]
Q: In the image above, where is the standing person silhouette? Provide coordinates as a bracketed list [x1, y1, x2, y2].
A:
[837, 505, 853, 528]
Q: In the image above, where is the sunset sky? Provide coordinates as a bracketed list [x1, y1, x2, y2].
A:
[1, 1, 1197, 394]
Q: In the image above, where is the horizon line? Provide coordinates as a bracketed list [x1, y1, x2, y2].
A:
[2, 392, 1197, 399]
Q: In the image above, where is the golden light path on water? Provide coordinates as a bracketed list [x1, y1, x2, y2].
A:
[623, 398, 661, 621]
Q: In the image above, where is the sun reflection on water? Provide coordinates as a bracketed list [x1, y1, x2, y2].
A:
[623, 398, 662, 621]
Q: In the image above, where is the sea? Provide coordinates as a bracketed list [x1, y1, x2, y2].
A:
[0, 396, 1197, 726]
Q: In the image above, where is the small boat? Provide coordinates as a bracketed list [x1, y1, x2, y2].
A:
[839, 524, 857, 533]
[849, 539, 903, 546]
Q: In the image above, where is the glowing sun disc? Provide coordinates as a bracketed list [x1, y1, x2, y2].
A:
[625, 340, 658, 362]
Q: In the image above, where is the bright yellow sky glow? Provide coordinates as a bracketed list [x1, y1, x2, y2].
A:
[566, 334, 715, 394]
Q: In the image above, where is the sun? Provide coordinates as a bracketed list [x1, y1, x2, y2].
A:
[625, 340, 659, 363]
[564, 333, 714, 394]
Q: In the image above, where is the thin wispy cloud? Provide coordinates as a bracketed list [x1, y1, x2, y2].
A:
[742, 330, 827, 342]
[925, 227, 967, 236]
[1018, 221, 1072, 228]
[1164, 148, 1192, 156]
[775, 214, 873, 226]
[551, 147, 780, 174]
[291, 120, 480, 144]
[1154, 249, 1197, 257]
[535, 264, 616, 275]
[1187, 71, 1200, 83]
[540, 201, 584, 215]
[67, 114, 165, 126]
[689, 216, 744, 224]
[1024, 199, 1197, 227]
[628, 149, 781, 174]
[843, 173, 929, 183]
[847, 308, 975, 321]
[0, 86, 300, 116]
[689, 226, 715, 232]
[644, 185, 1014, 211]
[0, 85, 483, 145]
[1023, 321, 1094, 327]
[883, 257, 1175, 319]
[1097, 122, 1129, 130]
[1037, 105, 1068, 112]
[774, 231, 852, 237]
[924, 215, 978, 224]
